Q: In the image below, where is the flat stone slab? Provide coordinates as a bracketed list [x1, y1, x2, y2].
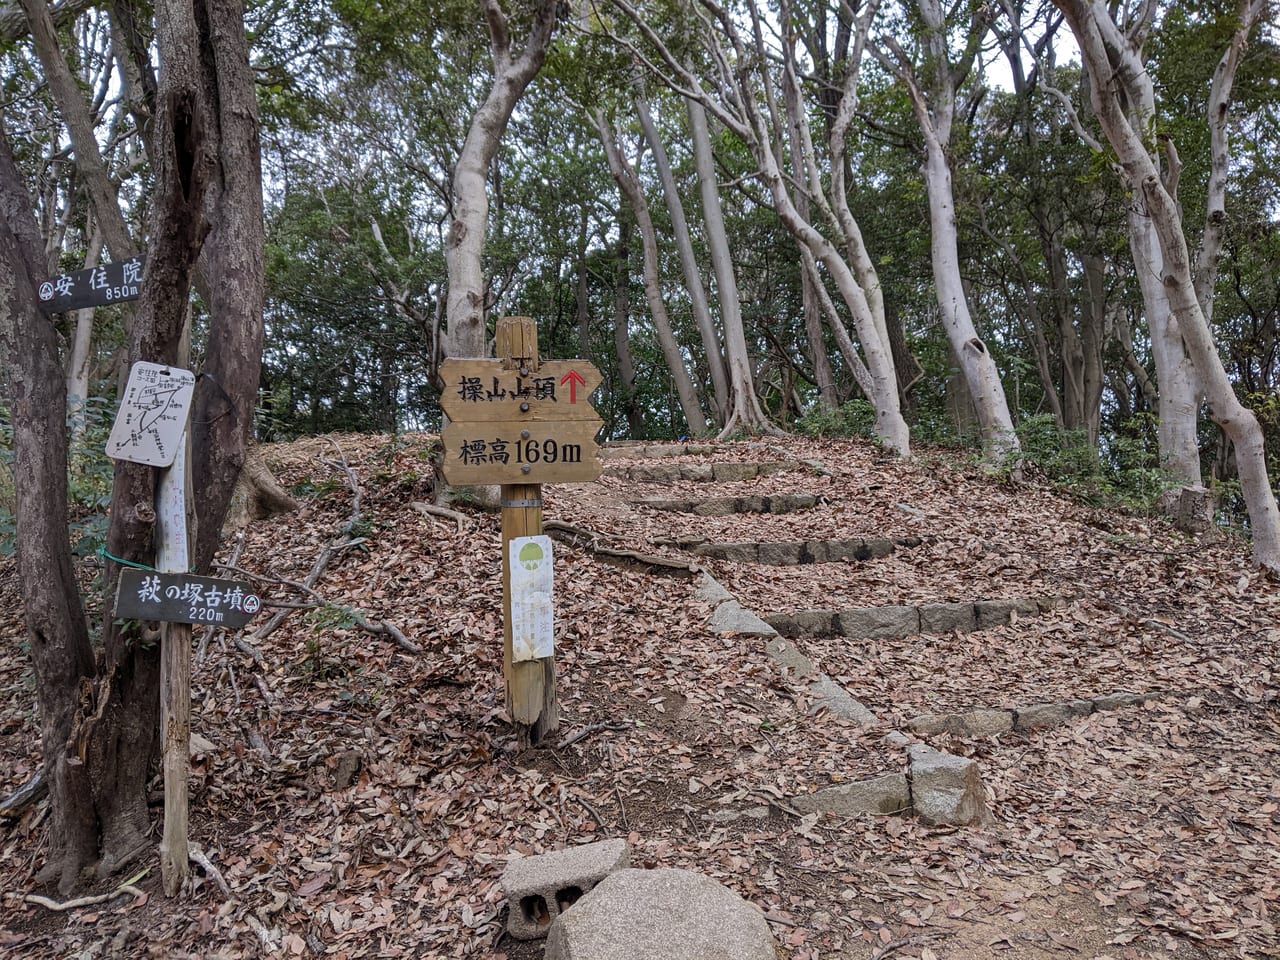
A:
[1014, 700, 1093, 731]
[807, 677, 878, 724]
[545, 868, 777, 960]
[502, 839, 631, 940]
[838, 605, 920, 639]
[793, 774, 911, 818]
[695, 572, 736, 606]
[909, 691, 1161, 739]
[604, 461, 797, 483]
[600, 443, 717, 460]
[764, 637, 818, 678]
[639, 493, 820, 516]
[708, 600, 777, 636]
[909, 709, 1014, 738]
[691, 537, 896, 565]
[766, 595, 1071, 639]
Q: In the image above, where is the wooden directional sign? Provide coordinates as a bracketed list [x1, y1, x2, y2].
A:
[442, 417, 603, 485]
[38, 255, 146, 313]
[439, 359, 602, 423]
[115, 569, 262, 629]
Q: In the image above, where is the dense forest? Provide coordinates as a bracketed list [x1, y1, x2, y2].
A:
[2, 0, 1278, 509]
[1, 0, 1279, 893]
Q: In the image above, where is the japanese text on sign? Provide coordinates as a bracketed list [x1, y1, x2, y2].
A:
[456, 375, 559, 404]
[38, 256, 146, 313]
[115, 570, 261, 629]
[440, 419, 602, 485]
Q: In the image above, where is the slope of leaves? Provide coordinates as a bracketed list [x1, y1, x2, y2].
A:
[0, 433, 1276, 959]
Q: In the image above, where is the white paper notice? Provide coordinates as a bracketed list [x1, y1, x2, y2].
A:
[509, 535, 554, 662]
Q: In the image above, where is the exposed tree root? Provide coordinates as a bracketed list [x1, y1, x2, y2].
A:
[25, 867, 149, 912]
[0, 771, 46, 818]
[544, 519, 701, 575]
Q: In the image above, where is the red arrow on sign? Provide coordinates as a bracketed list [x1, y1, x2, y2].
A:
[560, 369, 587, 403]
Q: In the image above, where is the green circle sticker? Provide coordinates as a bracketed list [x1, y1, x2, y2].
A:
[518, 542, 545, 570]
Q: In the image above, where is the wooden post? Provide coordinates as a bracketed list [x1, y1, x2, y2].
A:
[497, 317, 559, 746]
[157, 432, 193, 895]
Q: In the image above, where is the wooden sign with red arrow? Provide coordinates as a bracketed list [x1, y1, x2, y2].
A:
[439, 359, 602, 423]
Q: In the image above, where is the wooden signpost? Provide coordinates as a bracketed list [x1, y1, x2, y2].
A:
[439, 317, 602, 745]
[105, 361, 262, 894]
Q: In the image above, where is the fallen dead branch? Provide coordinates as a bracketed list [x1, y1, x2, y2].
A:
[234, 440, 417, 653]
[188, 846, 231, 897]
[557, 721, 632, 749]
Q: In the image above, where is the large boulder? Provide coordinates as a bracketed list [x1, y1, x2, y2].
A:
[545, 868, 777, 960]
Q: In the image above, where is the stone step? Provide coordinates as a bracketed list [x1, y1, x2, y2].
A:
[603, 461, 796, 483]
[636, 493, 820, 516]
[765, 595, 1073, 639]
[907, 691, 1159, 738]
[687, 537, 905, 565]
[599, 442, 717, 460]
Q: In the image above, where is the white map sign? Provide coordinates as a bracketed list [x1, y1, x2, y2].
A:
[509, 535, 554, 662]
[106, 362, 196, 467]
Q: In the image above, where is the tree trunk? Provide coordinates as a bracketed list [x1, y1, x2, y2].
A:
[1055, 0, 1280, 571]
[0, 125, 98, 895]
[18, 0, 136, 261]
[611, 212, 644, 437]
[191, 0, 266, 572]
[66, 227, 103, 442]
[635, 90, 729, 424]
[444, 0, 559, 359]
[687, 98, 775, 438]
[594, 112, 707, 435]
[222, 443, 300, 534]
[608, 0, 908, 452]
[1132, 207, 1202, 485]
[3, 0, 268, 889]
[921, 139, 1019, 459]
[876, 3, 1019, 461]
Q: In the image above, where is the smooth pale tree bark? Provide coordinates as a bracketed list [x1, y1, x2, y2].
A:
[875, 2, 1019, 461]
[1054, 0, 1280, 571]
[66, 226, 103, 440]
[778, 31, 836, 410]
[790, 0, 895, 393]
[686, 97, 777, 437]
[611, 0, 909, 452]
[0, 0, 91, 39]
[594, 112, 708, 435]
[444, 0, 559, 358]
[611, 212, 644, 437]
[634, 90, 729, 424]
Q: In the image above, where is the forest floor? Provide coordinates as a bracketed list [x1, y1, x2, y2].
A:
[1, 433, 1277, 960]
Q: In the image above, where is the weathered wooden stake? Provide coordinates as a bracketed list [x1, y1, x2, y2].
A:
[497, 317, 559, 746]
[157, 433, 192, 895]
